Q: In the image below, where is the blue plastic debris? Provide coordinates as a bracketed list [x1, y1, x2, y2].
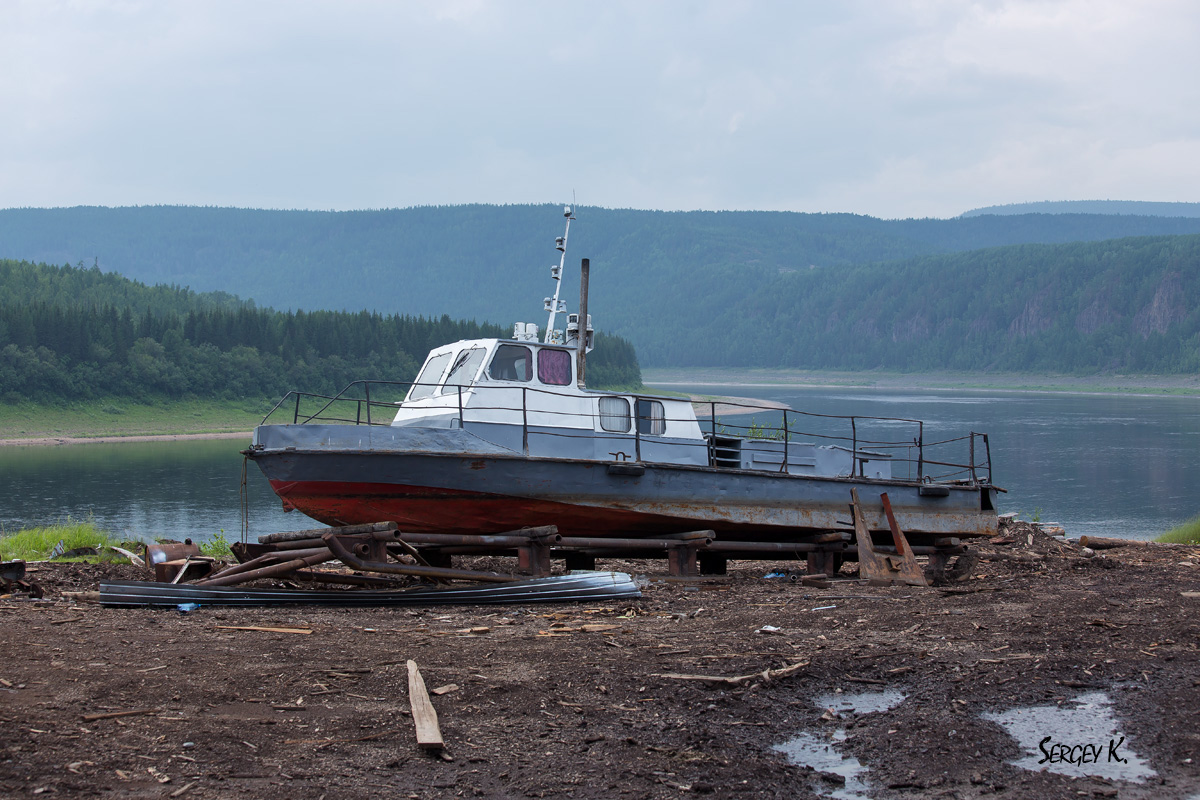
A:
[176, 602, 200, 614]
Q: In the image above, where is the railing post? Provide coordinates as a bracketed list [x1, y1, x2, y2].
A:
[917, 421, 924, 480]
[522, 387, 529, 456]
[356, 400, 362, 425]
[782, 409, 789, 474]
[969, 433, 977, 483]
[851, 416, 857, 476]
[983, 433, 992, 483]
[364, 382, 372, 425]
[711, 401, 716, 436]
[635, 397, 642, 462]
[458, 385, 464, 430]
[293, 393, 300, 424]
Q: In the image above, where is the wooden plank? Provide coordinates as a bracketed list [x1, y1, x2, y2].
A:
[407, 660, 444, 750]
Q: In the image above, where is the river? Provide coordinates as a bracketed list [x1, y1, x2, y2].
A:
[1, 386, 1197, 543]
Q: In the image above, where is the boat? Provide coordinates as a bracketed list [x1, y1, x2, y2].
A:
[244, 206, 1000, 553]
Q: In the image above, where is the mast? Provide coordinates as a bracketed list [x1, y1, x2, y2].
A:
[543, 205, 575, 343]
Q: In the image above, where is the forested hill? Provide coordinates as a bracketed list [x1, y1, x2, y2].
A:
[4, 205, 1200, 356]
[0, 259, 641, 403]
[963, 200, 1200, 218]
[654, 234, 1200, 373]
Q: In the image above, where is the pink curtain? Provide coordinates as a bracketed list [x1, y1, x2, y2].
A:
[538, 349, 572, 385]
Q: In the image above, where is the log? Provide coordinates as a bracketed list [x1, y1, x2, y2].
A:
[1079, 536, 1155, 550]
[407, 660, 444, 750]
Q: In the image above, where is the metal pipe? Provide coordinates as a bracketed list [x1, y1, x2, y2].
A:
[555, 536, 708, 550]
[291, 570, 411, 587]
[704, 540, 821, 553]
[395, 532, 562, 548]
[323, 533, 519, 583]
[201, 546, 332, 582]
[202, 551, 336, 587]
[577, 257, 589, 386]
[259, 522, 398, 545]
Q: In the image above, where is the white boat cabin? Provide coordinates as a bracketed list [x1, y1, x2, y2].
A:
[393, 338, 703, 441]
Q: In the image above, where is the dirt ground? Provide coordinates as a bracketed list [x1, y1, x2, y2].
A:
[2, 524, 1199, 799]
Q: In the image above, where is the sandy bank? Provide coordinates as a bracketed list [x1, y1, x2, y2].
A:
[0, 431, 253, 447]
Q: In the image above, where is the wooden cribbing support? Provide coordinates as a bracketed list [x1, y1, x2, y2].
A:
[407, 660, 444, 750]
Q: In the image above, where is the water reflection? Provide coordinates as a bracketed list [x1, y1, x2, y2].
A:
[0, 438, 305, 543]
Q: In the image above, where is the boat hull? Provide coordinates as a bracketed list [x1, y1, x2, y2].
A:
[249, 447, 999, 542]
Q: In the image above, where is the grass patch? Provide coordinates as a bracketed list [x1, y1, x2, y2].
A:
[0, 521, 125, 562]
[0, 397, 274, 441]
[199, 531, 233, 559]
[1156, 515, 1200, 544]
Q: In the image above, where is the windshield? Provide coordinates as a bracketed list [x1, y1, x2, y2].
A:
[408, 352, 453, 400]
[489, 345, 533, 382]
[440, 348, 487, 394]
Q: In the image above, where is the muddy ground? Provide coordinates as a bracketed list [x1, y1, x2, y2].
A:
[2, 524, 1199, 799]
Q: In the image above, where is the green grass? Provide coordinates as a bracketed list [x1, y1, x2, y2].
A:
[0, 397, 274, 440]
[1156, 515, 1200, 544]
[0, 521, 126, 562]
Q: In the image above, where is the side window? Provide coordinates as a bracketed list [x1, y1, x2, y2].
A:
[636, 399, 666, 435]
[488, 345, 533, 382]
[408, 352, 453, 400]
[440, 348, 486, 394]
[537, 348, 572, 386]
[598, 396, 631, 433]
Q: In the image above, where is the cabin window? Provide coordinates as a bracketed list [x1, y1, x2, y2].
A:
[537, 348, 572, 386]
[636, 399, 666, 435]
[488, 345, 533, 382]
[440, 348, 487, 394]
[598, 396, 631, 433]
[409, 352, 453, 400]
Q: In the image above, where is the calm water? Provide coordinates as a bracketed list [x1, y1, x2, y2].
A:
[679, 384, 1200, 541]
[2, 387, 1198, 542]
[0, 438, 307, 544]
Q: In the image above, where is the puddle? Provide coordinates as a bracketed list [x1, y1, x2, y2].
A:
[814, 689, 907, 716]
[774, 730, 870, 799]
[982, 692, 1156, 783]
[772, 691, 909, 800]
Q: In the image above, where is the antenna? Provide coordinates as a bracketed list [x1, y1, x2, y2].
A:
[543, 202, 576, 343]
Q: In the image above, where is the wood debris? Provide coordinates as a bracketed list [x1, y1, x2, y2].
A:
[653, 660, 809, 686]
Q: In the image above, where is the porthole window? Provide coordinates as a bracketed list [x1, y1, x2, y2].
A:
[599, 396, 631, 433]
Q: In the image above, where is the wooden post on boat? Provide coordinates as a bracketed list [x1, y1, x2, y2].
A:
[577, 257, 589, 387]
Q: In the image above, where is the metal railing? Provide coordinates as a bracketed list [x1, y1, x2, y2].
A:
[259, 380, 993, 485]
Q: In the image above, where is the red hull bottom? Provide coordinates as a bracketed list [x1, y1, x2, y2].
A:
[273, 479, 766, 539]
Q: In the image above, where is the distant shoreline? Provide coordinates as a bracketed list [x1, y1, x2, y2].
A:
[643, 368, 1200, 398]
[0, 431, 252, 447]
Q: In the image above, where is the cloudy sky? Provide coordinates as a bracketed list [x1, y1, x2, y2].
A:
[2, 0, 1198, 218]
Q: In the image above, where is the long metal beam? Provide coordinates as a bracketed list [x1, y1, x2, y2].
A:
[99, 572, 642, 607]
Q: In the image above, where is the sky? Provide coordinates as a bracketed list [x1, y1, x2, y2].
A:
[2, 0, 1198, 219]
